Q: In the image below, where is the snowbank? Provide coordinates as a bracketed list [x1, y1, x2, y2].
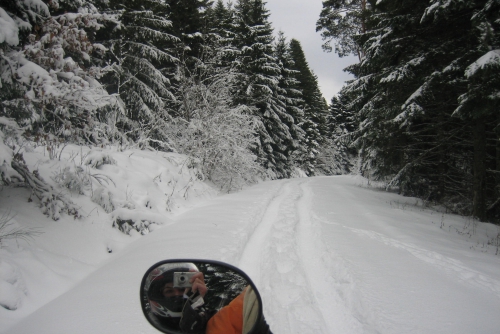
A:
[0, 145, 216, 329]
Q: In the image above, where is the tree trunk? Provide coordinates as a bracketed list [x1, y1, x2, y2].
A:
[496, 116, 500, 205]
[473, 117, 487, 221]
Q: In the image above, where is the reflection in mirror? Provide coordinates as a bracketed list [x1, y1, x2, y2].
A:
[140, 260, 263, 334]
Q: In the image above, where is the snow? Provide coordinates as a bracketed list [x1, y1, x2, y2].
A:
[1, 147, 500, 333]
[0, 8, 19, 46]
[465, 49, 500, 78]
[21, 0, 50, 17]
[421, 0, 454, 22]
[16, 59, 53, 88]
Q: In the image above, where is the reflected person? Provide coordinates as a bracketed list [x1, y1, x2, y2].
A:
[144, 262, 209, 334]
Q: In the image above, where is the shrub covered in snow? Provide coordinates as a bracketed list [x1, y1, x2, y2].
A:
[169, 65, 264, 192]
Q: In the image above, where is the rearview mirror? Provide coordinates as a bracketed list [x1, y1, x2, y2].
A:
[140, 259, 265, 334]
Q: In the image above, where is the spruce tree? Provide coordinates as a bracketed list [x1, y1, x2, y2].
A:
[0, 0, 50, 126]
[453, 0, 500, 220]
[97, 0, 179, 149]
[274, 31, 307, 173]
[231, 0, 295, 178]
[347, 0, 470, 197]
[1, 0, 119, 144]
[289, 39, 329, 175]
[344, 0, 499, 220]
[205, 0, 238, 67]
[164, 0, 213, 60]
[324, 95, 356, 174]
[0, 0, 114, 220]
[208, 0, 235, 38]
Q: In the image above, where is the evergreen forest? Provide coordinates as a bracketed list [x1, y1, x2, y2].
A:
[318, 0, 500, 223]
[1, 0, 499, 224]
[0, 0, 341, 195]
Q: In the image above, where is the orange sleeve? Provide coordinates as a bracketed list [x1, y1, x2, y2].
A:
[206, 289, 246, 334]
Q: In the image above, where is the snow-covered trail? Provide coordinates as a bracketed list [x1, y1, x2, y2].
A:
[3, 176, 500, 334]
[237, 180, 364, 333]
[235, 177, 500, 333]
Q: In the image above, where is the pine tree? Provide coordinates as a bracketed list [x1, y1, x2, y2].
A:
[322, 95, 356, 174]
[1, 0, 118, 144]
[344, 0, 499, 220]
[288, 39, 329, 175]
[316, 0, 369, 60]
[97, 0, 179, 149]
[274, 31, 307, 172]
[231, 0, 295, 178]
[452, 0, 500, 219]
[207, 0, 234, 38]
[164, 0, 213, 61]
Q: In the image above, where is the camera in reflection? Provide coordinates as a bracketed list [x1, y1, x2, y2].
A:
[173, 272, 196, 288]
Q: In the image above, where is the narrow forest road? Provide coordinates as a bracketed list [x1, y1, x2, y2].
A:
[4, 176, 500, 334]
[235, 177, 500, 333]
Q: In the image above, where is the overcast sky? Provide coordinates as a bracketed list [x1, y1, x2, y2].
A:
[265, 0, 358, 103]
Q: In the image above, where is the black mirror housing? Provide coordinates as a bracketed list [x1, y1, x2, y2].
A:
[140, 259, 266, 334]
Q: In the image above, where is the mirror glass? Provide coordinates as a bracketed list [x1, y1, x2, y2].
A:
[140, 260, 262, 334]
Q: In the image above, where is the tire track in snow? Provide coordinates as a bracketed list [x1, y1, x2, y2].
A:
[238, 179, 364, 333]
[295, 181, 365, 333]
[238, 181, 293, 283]
[242, 180, 329, 333]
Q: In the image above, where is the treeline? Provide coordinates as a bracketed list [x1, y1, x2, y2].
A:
[318, 0, 500, 222]
[0, 0, 351, 193]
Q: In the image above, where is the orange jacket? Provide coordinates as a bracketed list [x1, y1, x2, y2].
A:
[206, 288, 246, 334]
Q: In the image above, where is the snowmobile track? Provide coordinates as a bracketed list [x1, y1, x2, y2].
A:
[238, 179, 364, 333]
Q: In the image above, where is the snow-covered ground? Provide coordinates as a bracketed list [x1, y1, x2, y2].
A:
[1, 147, 500, 333]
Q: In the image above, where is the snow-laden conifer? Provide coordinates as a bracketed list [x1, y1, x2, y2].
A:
[231, 0, 295, 178]
[98, 0, 179, 149]
[317, 95, 356, 175]
[288, 39, 329, 176]
[0, 1, 120, 220]
[1, 1, 120, 144]
[344, 0, 500, 221]
[274, 32, 307, 173]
